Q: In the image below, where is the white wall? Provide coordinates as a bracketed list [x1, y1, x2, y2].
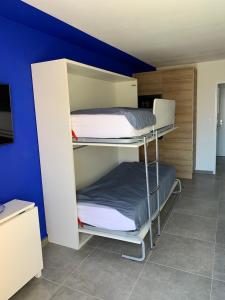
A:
[196, 59, 225, 173]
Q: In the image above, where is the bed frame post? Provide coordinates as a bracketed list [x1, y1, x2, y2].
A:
[122, 240, 146, 262]
[173, 179, 182, 194]
[155, 130, 161, 236]
[144, 136, 153, 249]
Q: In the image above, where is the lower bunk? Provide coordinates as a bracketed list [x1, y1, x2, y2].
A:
[77, 162, 181, 261]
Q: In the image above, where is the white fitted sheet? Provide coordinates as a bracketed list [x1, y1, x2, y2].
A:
[71, 114, 153, 138]
[78, 203, 136, 231]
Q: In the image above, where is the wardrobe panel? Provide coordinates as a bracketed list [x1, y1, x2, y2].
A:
[135, 67, 196, 179]
[135, 71, 162, 95]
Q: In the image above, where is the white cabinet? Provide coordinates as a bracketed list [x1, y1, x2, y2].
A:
[31, 59, 138, 250]
[0, 200, 43, 300]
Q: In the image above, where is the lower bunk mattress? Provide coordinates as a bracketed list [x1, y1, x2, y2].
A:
[77, 162, 176, 231]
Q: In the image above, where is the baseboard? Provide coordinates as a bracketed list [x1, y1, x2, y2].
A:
[41, 237, 48, 247]
[195, 170, 214, 175]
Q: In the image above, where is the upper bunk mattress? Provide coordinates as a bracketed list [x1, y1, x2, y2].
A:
[71, 107, 156, 138]
[77, 162, 176, 231]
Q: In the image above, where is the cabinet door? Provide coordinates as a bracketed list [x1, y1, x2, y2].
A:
[134, 71, 162, 95]
[163, 90, 194, 141]
[0, 207, 43, 299]
[137, 67, 196, 179]
[162, 68, 195, 92]
[161, 68, 195, 178]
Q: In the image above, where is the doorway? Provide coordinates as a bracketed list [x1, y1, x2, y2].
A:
[216, 83, 225, 172]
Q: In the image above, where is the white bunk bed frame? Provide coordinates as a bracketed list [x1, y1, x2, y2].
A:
[73, 100, 181, 262]
[31, 58, 181, 262]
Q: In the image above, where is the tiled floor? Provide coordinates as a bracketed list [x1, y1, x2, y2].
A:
[12, 158, 225, 300]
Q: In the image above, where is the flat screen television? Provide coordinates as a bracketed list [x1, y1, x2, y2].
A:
[0, 84, 14, 144]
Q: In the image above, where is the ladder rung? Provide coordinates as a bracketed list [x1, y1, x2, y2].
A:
[148, 160, 158, 166]
[153, 212, 160, 220]
[150, 185, 160, 195]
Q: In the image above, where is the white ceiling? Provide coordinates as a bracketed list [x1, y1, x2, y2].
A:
[22, 0, 225, 67]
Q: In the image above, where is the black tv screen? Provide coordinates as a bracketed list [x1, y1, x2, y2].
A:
[0, 84, 14, 144]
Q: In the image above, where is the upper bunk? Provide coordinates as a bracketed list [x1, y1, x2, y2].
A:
[31, 59, 175, 149]
[72, 98, 176, 148]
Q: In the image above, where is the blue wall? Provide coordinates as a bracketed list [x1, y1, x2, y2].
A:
[0, 2, 154, 239]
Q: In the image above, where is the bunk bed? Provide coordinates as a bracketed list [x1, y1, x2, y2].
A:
[72, 99, 181, 261]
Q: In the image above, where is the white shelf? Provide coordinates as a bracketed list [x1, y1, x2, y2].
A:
[66, 59, 136, 82]
[73, 127, 176, 149]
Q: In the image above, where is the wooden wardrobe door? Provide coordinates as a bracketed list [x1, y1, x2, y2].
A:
[136, 71, 162, 95]
[135, 67, 196, 179]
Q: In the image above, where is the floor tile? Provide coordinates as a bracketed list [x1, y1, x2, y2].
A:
[216, 218, 225, 244]
[149, 233, 214, 277]
[64, 249, 144, 300]
[214, 243, 225, 282]
[42, 243, 94, 283]
[129, 263, 211, 300]
[218, 200, 225, 218]
[160, 193, 178, 224]
[50, 286, 101, 300]
[182, 176, 221, 189]
[181, 187, 220, 202]
[220, 189, 225, 202]
[164, 212, 217, 242]
[174, 195, 218, 218]
[11, 278, 59, 300]
[211, 280, 225, 300]
[85, 236, 102, 248]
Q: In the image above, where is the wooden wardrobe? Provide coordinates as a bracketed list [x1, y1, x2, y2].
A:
[134, 67, 197, 179]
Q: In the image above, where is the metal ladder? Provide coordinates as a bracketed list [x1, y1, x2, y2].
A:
[121, 132, 160, 262]
[144, 130, 161, 250]
[122, 131, 182, 262]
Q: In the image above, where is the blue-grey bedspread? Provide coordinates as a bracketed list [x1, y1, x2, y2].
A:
[77, 162, 176, 230]
[71, 107, 156, 130]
